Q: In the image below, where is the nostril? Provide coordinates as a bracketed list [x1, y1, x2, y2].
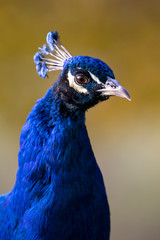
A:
[107, 82, 116, 89]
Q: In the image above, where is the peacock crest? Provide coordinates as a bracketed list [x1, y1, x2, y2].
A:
[33, 31, 72, 78]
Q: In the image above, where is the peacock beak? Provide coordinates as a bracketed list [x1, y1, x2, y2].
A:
[98, 77, 131, 101]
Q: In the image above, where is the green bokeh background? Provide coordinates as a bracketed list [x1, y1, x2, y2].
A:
[0, 0, 160, 239]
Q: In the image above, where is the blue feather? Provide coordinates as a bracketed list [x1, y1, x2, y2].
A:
[0, 30, 130, 240]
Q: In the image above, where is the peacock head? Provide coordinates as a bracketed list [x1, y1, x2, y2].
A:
[34, 31, 130, 112]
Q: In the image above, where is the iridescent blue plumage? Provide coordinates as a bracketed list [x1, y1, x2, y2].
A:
[64, 56, 115, 81]
[0, 30, 130, 240]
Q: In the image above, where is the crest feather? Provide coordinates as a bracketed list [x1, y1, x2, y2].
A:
[33, 31, 72, 78]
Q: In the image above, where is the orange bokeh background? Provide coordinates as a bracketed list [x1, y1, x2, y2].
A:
[0, 1, 160, 239]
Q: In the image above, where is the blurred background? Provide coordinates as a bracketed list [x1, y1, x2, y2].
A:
[0, 0, 160, 239]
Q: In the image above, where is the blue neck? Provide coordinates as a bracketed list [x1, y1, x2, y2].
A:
[4, 86, 110, 240]
[14, 87, 96, 197]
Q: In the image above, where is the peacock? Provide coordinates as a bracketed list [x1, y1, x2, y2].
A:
[0, 30, 130, 240]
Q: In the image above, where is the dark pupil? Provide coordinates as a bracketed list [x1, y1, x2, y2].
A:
[76, 74, 88, 85]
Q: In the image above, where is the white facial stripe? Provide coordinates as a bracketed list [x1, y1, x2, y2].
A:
[89, 72, 101, 84]
[67, 71, 88, 94]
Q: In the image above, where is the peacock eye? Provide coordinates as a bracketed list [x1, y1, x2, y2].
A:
[74, 74, 89, 85]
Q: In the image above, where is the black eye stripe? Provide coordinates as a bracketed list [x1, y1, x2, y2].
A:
[70, 68, 91, 79]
